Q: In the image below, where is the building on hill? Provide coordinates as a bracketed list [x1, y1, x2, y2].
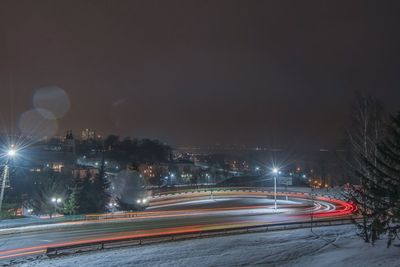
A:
[138, 159, 200, 185]
[22, 131, 78, 176]
[81, 128, 96, 141]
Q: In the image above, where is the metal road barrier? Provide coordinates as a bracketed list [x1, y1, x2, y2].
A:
[46, 218, 355, 257]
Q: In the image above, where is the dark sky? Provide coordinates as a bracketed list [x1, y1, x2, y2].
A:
[0, 1, 399, 148]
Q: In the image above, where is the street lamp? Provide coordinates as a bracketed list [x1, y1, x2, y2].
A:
[51, 197, 62, 217]
[7, 149, 16, 157]
[272, 168, 279, 210]
[0, 146, 18, 214]
[51, 198, 62, 204]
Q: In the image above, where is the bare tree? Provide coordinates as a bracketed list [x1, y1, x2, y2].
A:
[346, 91, 385, 243]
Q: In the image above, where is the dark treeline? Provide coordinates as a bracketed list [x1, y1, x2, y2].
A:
[1, 136, 171, 218]
[4, 161, 110, 218]
[77, 136, 172, 165]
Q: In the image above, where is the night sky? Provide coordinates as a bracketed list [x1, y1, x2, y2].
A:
[0, 1, 399, 148]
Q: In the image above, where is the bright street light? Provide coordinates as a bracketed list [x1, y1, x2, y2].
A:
[0, 145, 19, 215]
[50, 197, 62, 218]
[51, 197, 62, 203]
[7, 149, 16, 157]
[271, 167, 280, 210]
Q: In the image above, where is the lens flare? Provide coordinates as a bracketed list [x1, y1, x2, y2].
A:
[33, 86, 70, 119]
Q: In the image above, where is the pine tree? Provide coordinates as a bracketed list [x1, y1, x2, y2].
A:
[364, 113, 400, 245]
[77, 171, 96, 214]
[346, 92, 385, 243]
[64, 185, 80, 215]
[92, 157, 110, 212]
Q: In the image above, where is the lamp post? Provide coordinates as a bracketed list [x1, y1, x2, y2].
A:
[272, 168, 279, 210]
[285, 175, 288, 201]
[51, 197, 62, 218]
[206, 173, 213, 199]
[0, 147, 17, 215]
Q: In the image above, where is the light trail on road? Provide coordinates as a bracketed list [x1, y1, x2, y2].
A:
[0, 191, 356, 262]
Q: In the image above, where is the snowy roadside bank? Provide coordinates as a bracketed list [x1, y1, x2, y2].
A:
[12, 225, 400, 267]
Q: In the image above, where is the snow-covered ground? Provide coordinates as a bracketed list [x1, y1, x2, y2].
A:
[12, 225, 400, 267]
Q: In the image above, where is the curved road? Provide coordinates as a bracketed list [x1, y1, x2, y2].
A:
[0, 190, 355, 262]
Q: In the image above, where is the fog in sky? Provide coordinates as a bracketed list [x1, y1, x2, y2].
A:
[0, 1, 399, 148]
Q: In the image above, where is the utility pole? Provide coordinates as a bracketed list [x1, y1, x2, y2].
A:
[273, 168, 279, 210]
[0, 165, 9, 213]
[0, 147, 17, 216]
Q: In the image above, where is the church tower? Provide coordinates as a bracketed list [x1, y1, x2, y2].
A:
[64, 130, 76, 155]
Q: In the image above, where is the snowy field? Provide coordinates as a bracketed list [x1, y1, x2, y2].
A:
[12, 224, 400, 267]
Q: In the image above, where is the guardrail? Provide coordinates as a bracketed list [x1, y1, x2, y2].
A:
[150, 187, 346, 201]
[46, 218, 355, 257]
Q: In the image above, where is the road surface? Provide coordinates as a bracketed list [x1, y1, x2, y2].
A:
[0, 190, 355, 262]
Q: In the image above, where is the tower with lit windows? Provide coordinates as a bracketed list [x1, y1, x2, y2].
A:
[64, 130, 76, 154]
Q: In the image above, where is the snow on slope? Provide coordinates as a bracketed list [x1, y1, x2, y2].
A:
[14, 225, 400, 267]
